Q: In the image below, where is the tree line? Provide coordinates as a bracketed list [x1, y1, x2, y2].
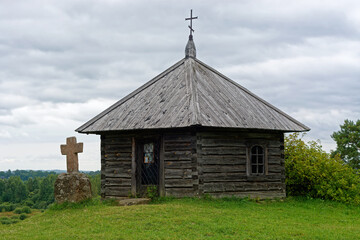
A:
[0, 171, 100, 210]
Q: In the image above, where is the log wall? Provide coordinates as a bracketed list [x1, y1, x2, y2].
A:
[100, 128, 285, 199]
[198, 130, 285, 198]
[163, 131, 198, 197]
[101, 134, 132, 198]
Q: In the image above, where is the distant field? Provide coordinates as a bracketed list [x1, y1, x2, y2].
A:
[1, 197, 360, 239]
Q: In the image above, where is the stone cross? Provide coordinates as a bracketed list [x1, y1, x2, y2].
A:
[60, 137, 83, 173]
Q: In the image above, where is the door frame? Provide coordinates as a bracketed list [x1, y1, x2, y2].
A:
[131, 135, 165, 197]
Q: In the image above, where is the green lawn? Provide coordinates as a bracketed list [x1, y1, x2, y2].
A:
[1, 197, 360, 239]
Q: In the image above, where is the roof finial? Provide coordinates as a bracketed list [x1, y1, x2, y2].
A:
[185, 9, 198, 58]
[185, 9, 198, 36]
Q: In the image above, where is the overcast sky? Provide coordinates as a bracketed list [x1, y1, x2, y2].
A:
[1, 0, 359, 171]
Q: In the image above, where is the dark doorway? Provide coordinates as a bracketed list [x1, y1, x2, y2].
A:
[136, 139, 160, 194]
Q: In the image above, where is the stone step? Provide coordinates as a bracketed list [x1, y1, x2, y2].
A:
[117, 198, 151, 206]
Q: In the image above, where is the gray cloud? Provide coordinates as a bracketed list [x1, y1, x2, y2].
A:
[0, 0, 359, 170]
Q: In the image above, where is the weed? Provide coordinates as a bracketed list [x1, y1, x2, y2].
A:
[146, 185, 158, 200]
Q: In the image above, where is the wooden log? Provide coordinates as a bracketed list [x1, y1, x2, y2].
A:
[201, 138, 245, 147]
[202, 165, 246, 173]
[164, 142, 194, 151]
[203, 182, 285, 193]
[205, 191, 286, 199]
[165, 179, 193, 187]
[105, 180, 132, 187]
[164, 161, 193, 169]
[104, 162, 132, 168]
[104, 187, 130, 197]
[131, 137, 136, 196]
[103, 152, 132, 158]
[165, 187, 196, 197]
[201, 147, 246, 155]
[202, 156, 247, 165]
[203, 173, 248, 182]
[164, 168, 192, 179]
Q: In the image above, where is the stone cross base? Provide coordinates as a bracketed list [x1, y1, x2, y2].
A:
[54, 172, 92, 204]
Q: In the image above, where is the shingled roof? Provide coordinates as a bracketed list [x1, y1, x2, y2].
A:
[76, 37, 309, 134]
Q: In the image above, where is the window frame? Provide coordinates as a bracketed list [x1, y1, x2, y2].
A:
[246, 142, 268, 176]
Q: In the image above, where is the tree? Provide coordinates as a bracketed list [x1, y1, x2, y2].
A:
[331, 119, 360, 169]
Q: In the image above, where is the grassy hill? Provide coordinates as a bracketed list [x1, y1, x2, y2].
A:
[1, 197, 360, 239]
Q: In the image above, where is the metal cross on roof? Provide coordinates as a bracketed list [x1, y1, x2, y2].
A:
[185, 9, 198, 36]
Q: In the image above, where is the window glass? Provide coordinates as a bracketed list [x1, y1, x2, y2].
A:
[258, 155, 263, 164]
[250, 146, 265, 175]
[258, 165, 264, 174]
[143, 143, 154, 164]
[251, 147, 257, 154]
[252, 165, 257, 174]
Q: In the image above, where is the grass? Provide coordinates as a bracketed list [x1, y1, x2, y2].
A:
[0, 197, 360, 239]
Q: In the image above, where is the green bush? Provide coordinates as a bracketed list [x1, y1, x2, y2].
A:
[0, 216, 18, 225]
[21, 206, 31, 214]
[0, 203, 17, 212]
[14, 207, 22, 214]
[19, 213, 27, 220]
[285, 133, 360, 205]
[13, 206, 32, 214]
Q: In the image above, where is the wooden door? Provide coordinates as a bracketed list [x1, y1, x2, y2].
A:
[136, 139, 160, 195]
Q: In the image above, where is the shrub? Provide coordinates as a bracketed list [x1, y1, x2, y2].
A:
[19, 214, 27, 220]
[21, 206, 31, 214]
[0, 216, 18, 225]
[14, 208, 22, 214]
[0, 203, 17, 212]
[285, 133, 360, 205]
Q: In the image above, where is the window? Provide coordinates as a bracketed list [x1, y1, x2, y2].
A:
[250, 146, 264, 175]
[143, 143, 154, 164]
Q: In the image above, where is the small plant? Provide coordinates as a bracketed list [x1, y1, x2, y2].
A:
[146, 185, 158, 200]
[201, 194, 213, 200]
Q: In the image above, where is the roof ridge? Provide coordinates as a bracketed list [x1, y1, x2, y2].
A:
[193, 58, 310, 131]
[76, 58, 186, 133]
[185, 58, 200, 125]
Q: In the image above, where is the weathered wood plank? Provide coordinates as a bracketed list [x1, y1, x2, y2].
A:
[164, 161, 193, 169]
[164, 168, 192, 179]
[203, 182, 285, 193]
[165, 179, 193, 187]
[205, 191, 286, 199]
[202, 165, 246, 173]
[103, 153, 132, 158]
[165, 187, 195, 197]
[202, 156, 246, 165]
[201, 138, 245, 147]
[131, 137, 136, 196]
[164, 142, 194, 151]
[201, 147, 246, 155]
[104, 187, 131, 197]
[159, 136, 165, 197]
